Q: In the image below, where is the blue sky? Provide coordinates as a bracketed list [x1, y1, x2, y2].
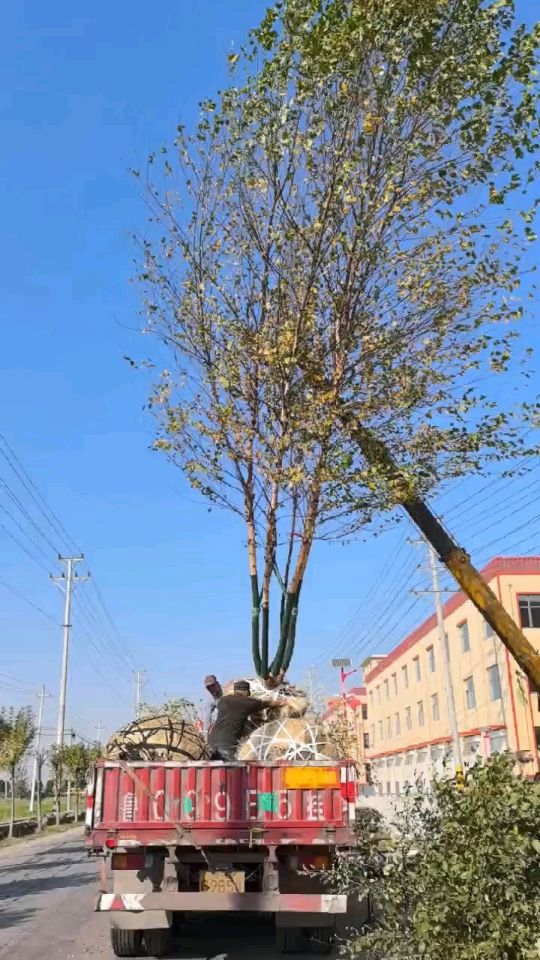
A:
[0, 1, 538, 744]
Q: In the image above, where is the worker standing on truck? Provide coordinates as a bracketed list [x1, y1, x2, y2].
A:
[208, 680, 271, 760]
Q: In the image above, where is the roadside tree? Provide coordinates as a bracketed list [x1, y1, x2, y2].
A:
[59, 743, 97, 821]
[331, 757, 540, 960]
[48, 745, 65, 827]
[0, 707, 36, 838]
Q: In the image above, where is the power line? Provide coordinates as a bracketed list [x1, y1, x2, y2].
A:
[0, 522, 51, 574]
[0, 678, 37, 697]
[74, 587, 134, 674]
[327, 534, 408, 654]
[436, 438, 538, 515]
[70, 606, 130, 684]
[472, 513, 540, 558]
[0, 433, 140, 694]
[0, 502, 52, 564]
[0, 433, 81, 555]
[88, 577, 136, 668]
[0, 576, 58, 623]
[71, 633, 132, 707]
[0, 475, 60, 555]
[317, 535, 415, 667]
[462, 482, 540, 541]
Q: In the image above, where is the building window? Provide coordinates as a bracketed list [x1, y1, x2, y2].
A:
[378, 720, 383, 741]
[369, 690, 374, 709]
[402, 664, 409, 688]
[377, 685, 381, 704]
[363, 732, 370, 749]
[395, 712, 401, 735]
[392, 672, 398, 695]
[387, 716, 392, 738]
[490, 730, 508, 754]
[386, 782, 391, 795]
[519, 595, 540, 629]
[487, 663, 502, 701]
[431, 692, 440, 721]
[427, 645, 436, 673]
[395, 782, 401, 796]
[405, 751, 414, 766]
[384, 679, 389, 700]
[459, 621, 470, 652]
[370, 724, 375, 746]
[417, 700, 425, 726]
[362, 704, 368, 720]
[405, 706, 412, 730]
[464, 675, 476, 710]
[414, 657, 421, 682]
[483, 619, 494, 639]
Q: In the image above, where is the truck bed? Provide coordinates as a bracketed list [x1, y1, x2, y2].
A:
[86, 759, 357, 848]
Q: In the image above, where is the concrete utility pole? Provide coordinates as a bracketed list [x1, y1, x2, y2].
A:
[428, 544, 463, 778]
[51, 555, 89, 746]
[96, 720, 104, 746]
[29, 685, 49, 814]
[134, 670, 146, 719]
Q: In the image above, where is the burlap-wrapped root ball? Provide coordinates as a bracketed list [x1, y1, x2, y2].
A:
[105, 713, 207, 762]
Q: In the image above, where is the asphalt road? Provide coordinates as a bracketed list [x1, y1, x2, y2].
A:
[0, 831, 341, 959]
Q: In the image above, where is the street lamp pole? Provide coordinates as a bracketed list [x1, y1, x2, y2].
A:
[331, 657, 359, 749]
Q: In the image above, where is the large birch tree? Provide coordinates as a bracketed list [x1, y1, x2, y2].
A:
[136, 0, 539, 678]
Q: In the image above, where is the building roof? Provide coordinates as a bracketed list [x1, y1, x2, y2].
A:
[323, 686, 366, 718]
[364, 556, 540, 684]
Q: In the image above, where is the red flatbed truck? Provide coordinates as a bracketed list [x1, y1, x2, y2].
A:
[85, 758, 359, 956]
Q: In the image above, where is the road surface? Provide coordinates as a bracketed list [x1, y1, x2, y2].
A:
[0, 830, 342, 958]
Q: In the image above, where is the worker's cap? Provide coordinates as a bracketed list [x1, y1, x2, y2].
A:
[233, 680, 250, 693]
[204, 674, 218, 686]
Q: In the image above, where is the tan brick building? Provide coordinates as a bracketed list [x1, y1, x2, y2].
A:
[363, 557, 540, 795]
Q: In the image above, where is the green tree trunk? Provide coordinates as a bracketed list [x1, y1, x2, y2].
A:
[260, 605, 269, 677]
[36, 763, 43, 832]
[251, 574, 262, 675]
[282, 584, 302, 674]
[54, 774, 61, 827]
[269, 591, 298, 677]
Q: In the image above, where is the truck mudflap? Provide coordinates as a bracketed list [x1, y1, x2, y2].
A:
[96, 892, 347, 914]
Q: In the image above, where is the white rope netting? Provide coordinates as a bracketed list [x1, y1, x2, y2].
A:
[238, 718, 337, 762]
[222, 677, 308, 719]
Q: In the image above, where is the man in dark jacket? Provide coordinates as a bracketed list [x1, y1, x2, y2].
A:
[208, 680, 272, 761]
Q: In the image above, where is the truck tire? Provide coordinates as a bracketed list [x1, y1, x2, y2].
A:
[144, 930, 171, 957]
[110, 928, 143, 957]
[276, 927, 305, 954]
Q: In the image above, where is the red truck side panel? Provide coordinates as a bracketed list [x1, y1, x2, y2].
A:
[88, 761, 356, 847]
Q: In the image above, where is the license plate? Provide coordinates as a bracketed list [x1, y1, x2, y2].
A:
[199, 870, 245, 893]
[283, 766, 340, 789]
